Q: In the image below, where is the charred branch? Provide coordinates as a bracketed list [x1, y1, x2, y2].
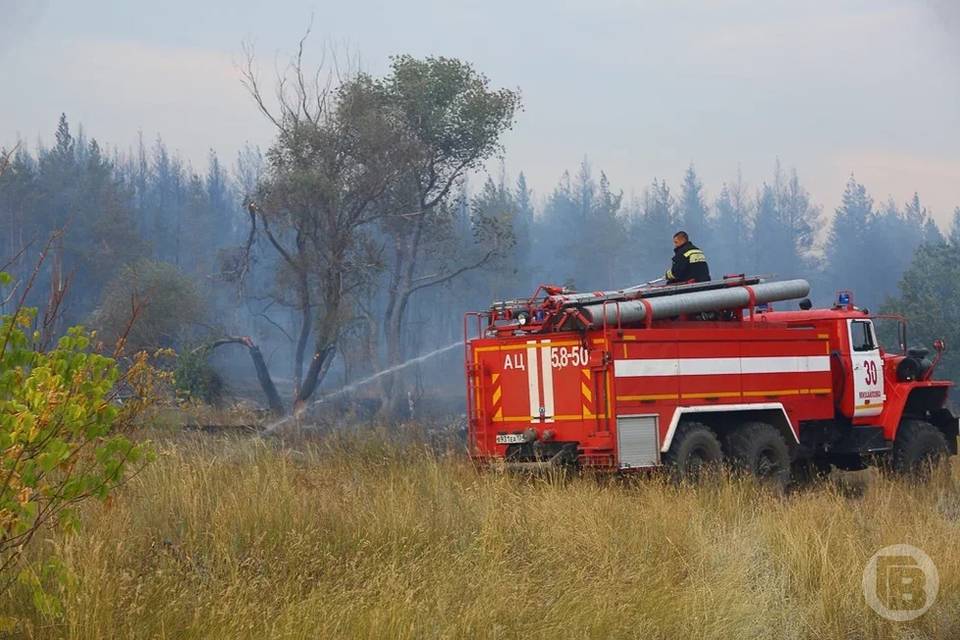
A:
[197, 336, 285, 416]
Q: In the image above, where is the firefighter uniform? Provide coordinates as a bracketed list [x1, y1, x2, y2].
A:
[666, 241, 711, 283]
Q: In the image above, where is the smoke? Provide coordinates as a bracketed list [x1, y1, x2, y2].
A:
[0, 0, 48, 60]
[922, 0, 960, 55]
[927, 0, 960, 25]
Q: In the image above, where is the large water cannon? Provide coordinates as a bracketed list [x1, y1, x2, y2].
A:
[484, 275, 811, 334]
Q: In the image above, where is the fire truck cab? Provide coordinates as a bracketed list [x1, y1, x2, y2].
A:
[465, 277, 959, 483]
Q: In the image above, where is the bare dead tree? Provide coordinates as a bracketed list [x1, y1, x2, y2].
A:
[238, 22, 351, 135]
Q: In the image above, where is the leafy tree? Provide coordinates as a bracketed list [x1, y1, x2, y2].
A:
[375, 55, 521, 411]
[237, 40, 522, 415]
[239, 48, 412, 411]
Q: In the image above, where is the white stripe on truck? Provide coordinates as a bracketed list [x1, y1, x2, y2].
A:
[526, 340, 540, 421]
[540, 340, 555, 422]
[614, 355, 830, 378]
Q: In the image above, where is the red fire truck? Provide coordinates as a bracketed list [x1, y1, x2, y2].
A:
[464, 276, 958, 482]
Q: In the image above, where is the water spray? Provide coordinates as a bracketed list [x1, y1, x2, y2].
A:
[262, 340, 464, 434]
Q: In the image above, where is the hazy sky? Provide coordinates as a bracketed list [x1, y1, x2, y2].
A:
[3, 0, 959, 226]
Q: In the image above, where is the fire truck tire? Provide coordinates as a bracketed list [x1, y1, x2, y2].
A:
[725, 422, 791, 488]
[892, 419, 949, 477]
[662, 422, 723, 480]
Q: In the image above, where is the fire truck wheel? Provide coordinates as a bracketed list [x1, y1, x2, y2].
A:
[893, 419, 949, 477]
[726, 422, 791, 488]
[662, 422, 723, 480]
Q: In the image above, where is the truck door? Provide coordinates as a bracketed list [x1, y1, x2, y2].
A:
[847, 319, 884, 418]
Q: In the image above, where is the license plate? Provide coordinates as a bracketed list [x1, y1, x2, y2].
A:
[496, 433, 527, 444]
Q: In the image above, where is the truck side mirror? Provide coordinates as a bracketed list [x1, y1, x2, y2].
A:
[934, 339, 945, 353]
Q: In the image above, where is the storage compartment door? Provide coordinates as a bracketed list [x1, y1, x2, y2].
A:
[617, 415, 659, 469]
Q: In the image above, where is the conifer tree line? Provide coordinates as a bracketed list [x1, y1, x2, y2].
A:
[507, 157, 949, 312]
[3, 113, 959, 409]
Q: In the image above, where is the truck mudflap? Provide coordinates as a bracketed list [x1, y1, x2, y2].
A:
[931, 408, 960, 455]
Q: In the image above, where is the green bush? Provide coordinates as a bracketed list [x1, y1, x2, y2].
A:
[1, 273, 155, 587]
[92, 259, 204, 353]
[173, 349, 225, 405]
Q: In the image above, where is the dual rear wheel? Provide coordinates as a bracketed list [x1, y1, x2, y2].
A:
[664, 420, 791, 487]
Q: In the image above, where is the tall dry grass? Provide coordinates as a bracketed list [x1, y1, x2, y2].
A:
[3, 429, 960, 639]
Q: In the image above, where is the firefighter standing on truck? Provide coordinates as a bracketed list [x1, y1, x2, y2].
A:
[666, 231, 711, 283]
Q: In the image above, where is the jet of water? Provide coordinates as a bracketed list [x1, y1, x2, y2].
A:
[262, 340, 464, 434]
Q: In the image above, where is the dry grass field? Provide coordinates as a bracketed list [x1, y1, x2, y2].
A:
[3, 428, 960, 639]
